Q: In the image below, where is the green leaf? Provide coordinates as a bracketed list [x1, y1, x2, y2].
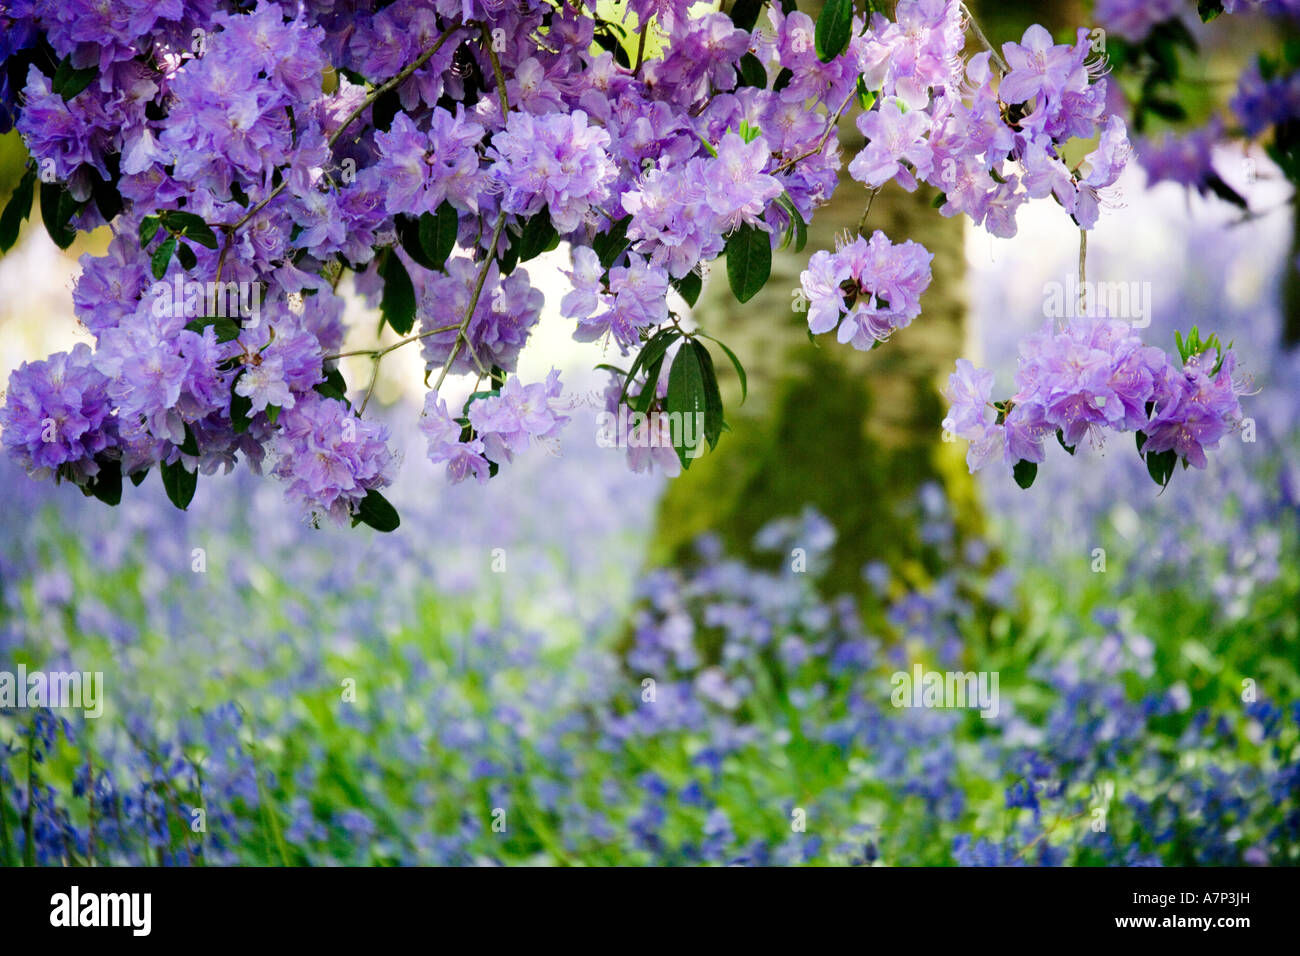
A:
[725, 224, 771, 303]
[689, 340, 724, 451]
[634, 352, 667, 416]
[160, 458, 198, 511]
[620, 328, 682, 405]
[418, 201, 459, 269]
[52, 55, 97, 101]
[151, 237, 177, 279]
[666, 340, 708, 469]
[516, 209, 559, 263]
[1143, 98, 1187, 122]
[1145, 448, 1177, 488]
[672, 271, 702, 308]
[84, 459, 122, 507]
[1012, 459, 1038, 490]
[40, 181, 81, 250]
[175, 240, 198, 271]
[138, 215, 160, 247]
[128, 468, 150, 488]
[774, 193, 807, 253]
[592, 216, 632, 271]
[1055, 429, 1076, 456]
[379, 249, 416, 335]
[1197, 0, 1224, 22]
[0, 167, 36, 253]
[186, 315, 242, 343]
[729, 0, 766, 32]
[179, 423, 200, 457]
[315, 367, 349, 404]
[696, 333, 747, 404]
[354, 488, 401, 532]
[737, 52, 767, 89]
[815, 0, 854, 64]
[230, 388, 254, 434]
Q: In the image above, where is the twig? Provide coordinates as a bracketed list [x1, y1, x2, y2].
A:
[1078, 228, 1088, 315]
[433, 210, 509, 392]
[214, 24, 469, 276]
[857, 188, 882, 236]
[961, 3, 1010, 74]
[774, 89, 857, 175]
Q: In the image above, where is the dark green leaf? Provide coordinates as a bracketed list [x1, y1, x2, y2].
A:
[179, 423, 200, 457]
[736, 52, 767, 89]
[1055, 429, 1076, 456]
[355, 488, 401, 532]
[230, 388, 254, 434]
[186, 315, 242, 343]
[419, 201, 459, 269]
[516, 209, 559, 263]
[815, 0, 854, 64]
[620, 328, 682, 405]
[1012, 459, 1038, 490]
[1143, 98, 1187, 122]
[39, 181, 81, 250]
[175, 240, 198, 271]
[592, 216, 632, 270]
[729, 0, 766, 32]
[85, 459, 122, 506]
[725, 224, 771, 303]
[160, 458, 198, 511]
[1145, 448, 1177, 488]
[128, 468, 150, 487]
[52, 55, 97, 101]
[0, 167, 36, 253]
[689, 340, 724, 451]
[315, 366, 349, 404]
[672, 271, 702, 308]
[151, 237, 177, 279]
[138, 215, 160, 247]
[697, 333, 747, 404]
[634, 352, 666, 416]
[379, 249, 416, 335]
[666, 340, 708, 469]
[1197, 0, 1224, 23]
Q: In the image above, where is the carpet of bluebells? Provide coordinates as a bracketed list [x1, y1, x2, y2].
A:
[2, 420, 1296, 866]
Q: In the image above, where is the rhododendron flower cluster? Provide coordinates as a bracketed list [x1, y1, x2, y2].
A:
[0, 0, 1247, 525]
[800, 231, 933, 349]
[943, 318, 1244, 484]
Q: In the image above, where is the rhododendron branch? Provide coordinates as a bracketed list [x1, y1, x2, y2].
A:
[773, 89, 856, 175]
[474, 20, 511, 119]
[323, 323, 464, 362]
[434, 209, 509, 393]
[960, 2, 1009, 74]
[221, 24, 469, 244]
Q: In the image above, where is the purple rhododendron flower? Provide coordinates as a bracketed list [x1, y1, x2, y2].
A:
[0, 343, 117, 484]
